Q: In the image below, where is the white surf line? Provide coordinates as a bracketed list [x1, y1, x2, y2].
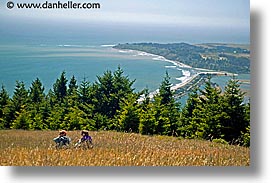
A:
[113, 47, 236, 102]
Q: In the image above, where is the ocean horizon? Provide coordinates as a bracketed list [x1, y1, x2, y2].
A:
[0, 15, 250, 105]
[0, 41, 250, 105]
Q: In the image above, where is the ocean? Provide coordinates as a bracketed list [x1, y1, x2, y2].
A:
[0, 43, 250, 105]
[0, 44, 187, 94]
[0, 22, 250, 105]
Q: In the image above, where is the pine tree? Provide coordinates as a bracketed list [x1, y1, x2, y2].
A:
[113, 66, 135, 95]
[154, 72, 180, 136]
[68, 75, 78, 96]
[93, 70, 114, 118]
[46, 105, 65, 130]
[0, 85, 10, 129]
[112, 66, 135, 115]
[184, 88, 200, 118]
[138, 88, 157, 135]
[67, 76, 80, 112]
[177, 88, 201, 137]
[159, 102, 180, 136]
[6, 81, 29, 129]
[180, 78, 227, 140]
[139, 88, 151, 109]
[159, 71, 173, 105]
[0, 85, 9, 107]
[93, 67, 135, 119]
[139, 102, 157, 135]
[29, 78, 45, 104]
[64, 106, 94, 130]
[79, 77, 91, 104]
[222, 78, 248, 143]
[116, 94, 140, 133]
[28, 78, 48, 129]
[53, 71, 68, 102]
[11, 107, 31, 129]
[12, 81, 29, 112]
[198, 77, 226, 140]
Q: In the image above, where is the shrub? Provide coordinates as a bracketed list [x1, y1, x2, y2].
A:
[212, 138, 229, 145]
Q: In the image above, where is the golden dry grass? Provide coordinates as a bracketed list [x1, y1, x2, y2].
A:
[0, 130, 249, 166]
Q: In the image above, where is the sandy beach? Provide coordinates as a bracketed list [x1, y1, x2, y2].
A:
[113, 48, 197, 100]
[113, 47, 236, 101]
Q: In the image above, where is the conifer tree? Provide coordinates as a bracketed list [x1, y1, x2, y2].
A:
[64, 106, 94, 130]
[139, 103, 156, 135]
[180, 78, 227, 140]
[79, 77, 91, 104]
[0, 85, 9, 107]
[68, 75, 78, 96]
[138, 88, 157, 135]
[0, 85, 10, 129]
[8, 81, 29, 129]
[116, 94, 140, 133]
[139, 88, 151, 109]
[53, 71, 68, 102]
[112, 66, 135, 115]
[178, 89, 199, 137]
[159, 71, 173, 105]
[12, 81, 29, 112]
[183, 87, 200, 118]
[198, 77, 226, 140]
[93, 70, 114, 118]
[222, 78, 248, 143]
[46, 105, 65, 130]
[154, 72, 180, 136]
[93, 67, 135, 119]
[11, 107, 30, 129]
[29, 78, 45, 104]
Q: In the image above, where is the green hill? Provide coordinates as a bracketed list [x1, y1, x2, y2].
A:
[113, 42, 250, 74]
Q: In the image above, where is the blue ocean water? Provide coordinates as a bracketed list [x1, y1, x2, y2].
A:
[0, 43, 250, 106]
[0, 44, 185, 95]
[0, 21, 250, 105]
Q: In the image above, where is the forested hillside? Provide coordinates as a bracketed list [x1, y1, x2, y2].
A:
[0, 67, 250, 146]
[113, 43, 250, 74]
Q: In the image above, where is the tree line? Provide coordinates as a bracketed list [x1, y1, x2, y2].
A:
[0, 66, 250, 146]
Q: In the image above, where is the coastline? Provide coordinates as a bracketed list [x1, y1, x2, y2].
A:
[112, 47, 236, 93]
[112, 47, 193, 69]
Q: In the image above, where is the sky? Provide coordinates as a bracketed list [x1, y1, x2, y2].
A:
[0, 0, 250, 44]
[0, 0, 249, 27]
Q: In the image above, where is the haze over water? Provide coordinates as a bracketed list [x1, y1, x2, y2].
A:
[0, 0, 250, 104]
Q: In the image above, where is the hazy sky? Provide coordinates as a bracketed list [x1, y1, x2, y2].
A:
[0, 0, 250, 44]
[0, 0, 249, 28]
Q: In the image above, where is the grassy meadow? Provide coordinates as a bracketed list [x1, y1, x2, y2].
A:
[0, 130, 249, 166]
